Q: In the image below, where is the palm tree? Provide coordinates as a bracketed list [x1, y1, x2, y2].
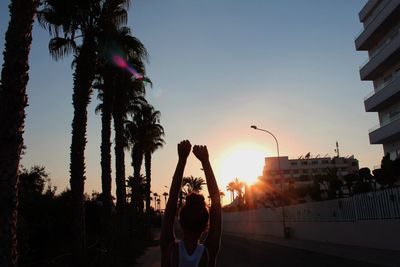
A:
[123, 97, 146, 216]
[38, 0, 132, 263]
[226, 182, 235, 202]
[162, 192, 169, 210]
[0, 0, 39, 265]
[39, 1, 100, 263]
[182, 176, 206, 195]
[153, 192, 159, 210]
[125, 103, 164, 235]
[231, 178, 244, 203]
[156, 197, 161, 211]
[126, 174, 145, 215]
[219, 191, 225, 205]
[113, 69, 147, 230]
[95, 25, 148, 231]
[141, 105, 165, 227]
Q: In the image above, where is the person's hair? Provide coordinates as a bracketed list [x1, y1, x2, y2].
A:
[179, 193, 209, 234]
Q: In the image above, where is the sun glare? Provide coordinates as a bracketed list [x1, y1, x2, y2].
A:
[217, 143, 267, 187]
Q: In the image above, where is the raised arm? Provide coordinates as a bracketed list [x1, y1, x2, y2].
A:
[160, 140, 191, 249]
[193, 145, 221, 265]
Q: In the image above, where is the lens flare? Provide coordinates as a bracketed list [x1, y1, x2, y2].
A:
[112, 54, 144, 80]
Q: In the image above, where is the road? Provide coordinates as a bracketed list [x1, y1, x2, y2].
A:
[217, 235, 383, 267]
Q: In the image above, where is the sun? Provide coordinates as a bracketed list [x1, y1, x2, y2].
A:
[217, 143, 267, 187]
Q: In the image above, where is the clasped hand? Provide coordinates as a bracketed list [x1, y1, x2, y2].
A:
[178, 140, 209, 163]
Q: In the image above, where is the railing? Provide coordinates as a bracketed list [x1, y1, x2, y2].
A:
[227, 187, 400, 222]
[364, 71, 400, 100]
[355, 0, 391, 40]
[369, 112, 400, 133]
[359, 25, 400, 70]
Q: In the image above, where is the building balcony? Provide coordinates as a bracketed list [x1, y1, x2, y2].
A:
[364, 72, 400, 111]
[359, 31, 400, 80]
[359, 0, 381, 23]
[355, 0, 400, 51]
[369, 114, 400, 144]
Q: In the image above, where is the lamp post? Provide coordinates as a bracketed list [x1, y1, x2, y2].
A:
[250, 125, 288, 238]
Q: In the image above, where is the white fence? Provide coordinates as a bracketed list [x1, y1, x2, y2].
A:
[254, 187, 400, 222]
[223, 187, 400, 250]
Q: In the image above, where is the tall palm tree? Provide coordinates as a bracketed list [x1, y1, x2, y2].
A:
[113, 70, 146, 230]
[39, 1, 100, 263]
[38, 0, 132, 263]
[153, 192, 159, 210]
[0, 0, 39, 265]
[126, 174, 145, 215]
[229, 178, 244, 203]
[162, 192, 169, 210]
[141, 105, 165, 225]
[226, 182, 235, 202]
[95, 24, 148, 231]
[219, 190, 225, 205]
[125, 104, 164, 238]
[112, 36, 148, 227]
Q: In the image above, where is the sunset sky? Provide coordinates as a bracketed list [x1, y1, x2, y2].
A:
[0, 0, 382, 204]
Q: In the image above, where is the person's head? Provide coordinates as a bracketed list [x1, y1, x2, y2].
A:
[179, 193, 209, 237]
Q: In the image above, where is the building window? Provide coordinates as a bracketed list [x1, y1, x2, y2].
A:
[301, 161, 308, 166]
[311, 161, 318, 165]
[322, 160, 329, 164]
[290, 162, 297, 166]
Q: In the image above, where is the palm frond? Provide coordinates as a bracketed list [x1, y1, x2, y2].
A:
[48, 37, 76, 61]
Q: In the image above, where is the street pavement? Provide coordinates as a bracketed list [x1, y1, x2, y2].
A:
[134, 233, 397, 266]
[218, 235, 384, 267]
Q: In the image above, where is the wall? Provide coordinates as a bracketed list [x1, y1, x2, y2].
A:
[223, 187, 400, 250]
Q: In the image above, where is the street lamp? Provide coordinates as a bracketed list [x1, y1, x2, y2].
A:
[250, 125, 288, 238]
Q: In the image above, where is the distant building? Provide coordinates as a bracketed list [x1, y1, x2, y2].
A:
[260, 155, 359, 188]
[355, 0, 400, 159]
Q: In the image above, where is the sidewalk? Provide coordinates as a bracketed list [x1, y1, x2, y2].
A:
[134, 245, 161, 267]
[134, 230, 400, 267]
[134, 228, 161, 267]
[225, 232, 400, 267]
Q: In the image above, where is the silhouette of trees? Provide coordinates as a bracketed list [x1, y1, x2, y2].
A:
[182, 176, 206, 195]
[162, 192, 169, 210]
[125, 103, 165, 239]
[231, 178, 244, 201]
[1, 0, 162, 265]
[376, 154, 400, 188]
[39, 0, 110, 262]
[38, 0, 153, 263]
[112, 38, 147, 235]
[226, 182, 235, 202]
[224, 178, 245, 208]
[219, 191, 225, 205]
[0, 0, 39, 265]
[93, 21, 147, 234]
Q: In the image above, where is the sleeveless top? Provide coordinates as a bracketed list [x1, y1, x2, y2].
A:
[176, 240, 208, 267]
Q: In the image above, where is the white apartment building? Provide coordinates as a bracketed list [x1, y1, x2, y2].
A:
[355, 0, 400, 159]
[260, 155, 359, 188]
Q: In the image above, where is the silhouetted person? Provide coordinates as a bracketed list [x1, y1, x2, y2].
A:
[161, 140, 222, 267]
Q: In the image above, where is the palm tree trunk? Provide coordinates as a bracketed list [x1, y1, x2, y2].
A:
[131, 144, 143, 215]
[0, 0, 38, 266]
[113, 105, 127, 233]
[69, 34, 96, 266]
[144, 151, 152, 239]
[100, 73, 113, 228]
